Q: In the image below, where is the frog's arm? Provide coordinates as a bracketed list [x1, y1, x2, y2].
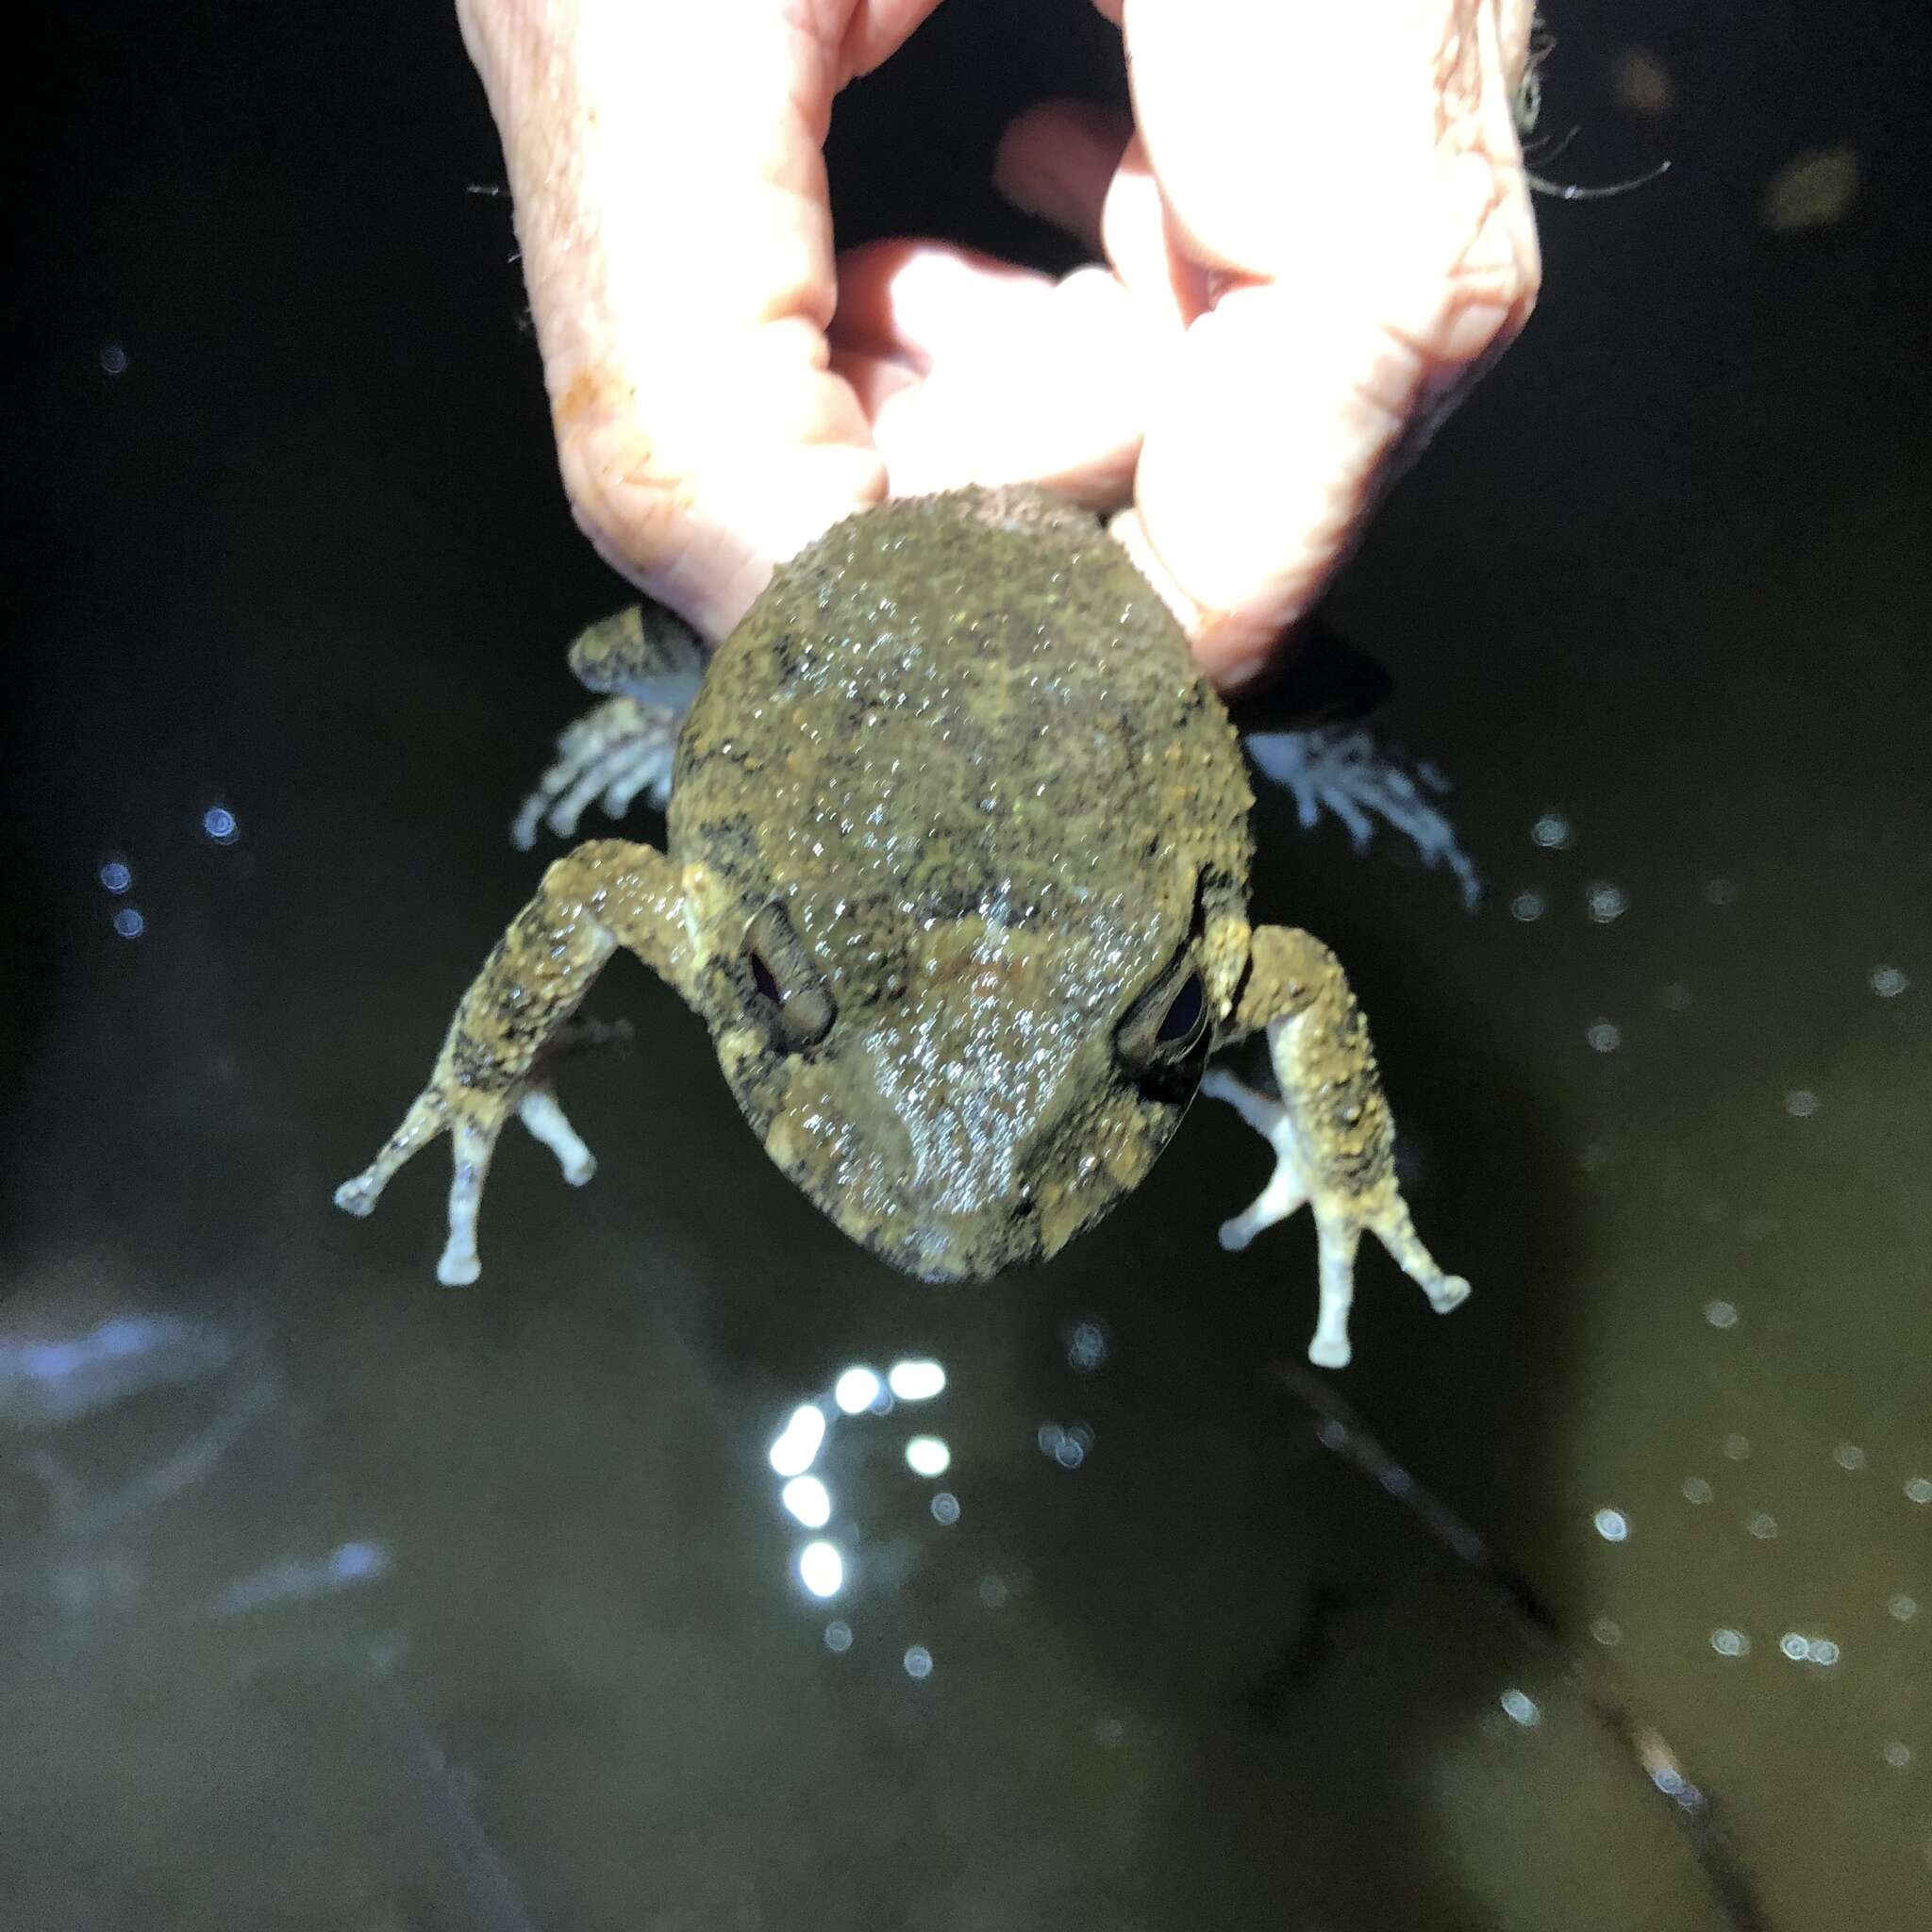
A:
[511, 606, 707, 850]
[1203, 926, 1470, 1368]
[1243, 729, 1481, 911]
[334, 839, 699, 1286]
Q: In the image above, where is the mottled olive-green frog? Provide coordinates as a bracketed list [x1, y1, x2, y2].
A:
[335, 487, 1469, 1367]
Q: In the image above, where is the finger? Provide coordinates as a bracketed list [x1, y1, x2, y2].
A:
[991, 98, 1131, 255]
[830, 240, 1149, 505]
[455, 0, 943, 641]
[1116, 0, 1540, 683]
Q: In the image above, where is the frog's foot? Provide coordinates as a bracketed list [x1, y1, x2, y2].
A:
[333, 1076, 598, 1285]
[1244, 726, 1481, 911]
[334, 839, 696, 1285]
[510, 697, 679, 851]
[1201, 1069, 1469, 1368]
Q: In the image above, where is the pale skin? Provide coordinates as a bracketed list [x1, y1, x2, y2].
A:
[454, 0, 1541, 687]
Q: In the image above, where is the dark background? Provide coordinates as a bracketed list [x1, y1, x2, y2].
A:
[5, 3, 1929, 1928]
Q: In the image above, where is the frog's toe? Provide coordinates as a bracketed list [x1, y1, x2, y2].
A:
[1427, 1273, 1473, 1313]
[516, 1087, 597, 1187]
[1307, 1329, 1353, 1371]
[437, 1118, 498, 1286]
[437, 1245, 481, 1287]
[431, 1086, 600, 1283]
[333, 1174, 380, 1218]
[334, 1092, 448, 1218]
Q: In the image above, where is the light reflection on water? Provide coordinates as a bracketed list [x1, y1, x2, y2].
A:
[763, 1357, 956, 1617]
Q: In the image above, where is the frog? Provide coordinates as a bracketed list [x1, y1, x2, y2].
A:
[334, 486, 1469, 1367]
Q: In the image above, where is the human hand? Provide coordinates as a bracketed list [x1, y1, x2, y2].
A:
[456, 0, 1540, 687]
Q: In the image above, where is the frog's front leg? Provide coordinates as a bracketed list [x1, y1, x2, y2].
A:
[1203, 926, 1470, 1369]
[510, 606, 706, 850]
[334, 839, 698, 1286]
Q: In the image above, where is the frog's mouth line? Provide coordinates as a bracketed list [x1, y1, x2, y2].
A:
[863, 1200, 1049, 1285]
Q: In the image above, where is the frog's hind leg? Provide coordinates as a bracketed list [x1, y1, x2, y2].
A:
[1204, 926, 1469, 1368]
[334, 839, 695, 1285]
[511, 606, 706, 849]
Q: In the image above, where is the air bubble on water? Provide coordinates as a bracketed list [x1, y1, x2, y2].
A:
[1499, 1688, 1541, 1727]
[904, 1435, 951, 1477]
[930, 1491, 959, 1526]
[98, 858, 132, 894]
[1585, 881, 1628, 924]
[1883, 1741, 1914, 1771]
[1094, 1717, 1125, 1747]
[1065, 1321, 1108, 1373]
[1593, 1507, 1629, 1542]
[1705, 1300, 1739, 1330]
[1682, 1476, 1713, 1505]
[1779, 1632, 1840, 1666]
[1531, 812, 1573, 850]
[978, 1574, 1009, 1609]
[1587, 1019, 1623, 1054]
[1747, 1511, 1778, 1541]
[1704, 877, 1740, 907]
[1316, 1417, 1349, 1452]
[1509, 890, 1546, 923]
[823, 1620, 853, 1654]
[902, 1644, 933, 1680]
[1784, 1089, 1820, 1118]
[1723, 1434, 1752, 1461]
[201, 805, 239, 844]
[1710, 1628, 1749, 1658]
[1890, 1595, 1919, 1623]
[1591, 1617, 1623, 1646]
[100, 342, 129, 375]
[112, 907, 145, 939]
[1833, 1442, 1867, 1472]
[1905, 1476, 1932, 1506]
[1869, 965, 1909, 998]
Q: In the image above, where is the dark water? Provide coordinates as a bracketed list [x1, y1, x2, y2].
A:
[5, 4, 1928, 1928]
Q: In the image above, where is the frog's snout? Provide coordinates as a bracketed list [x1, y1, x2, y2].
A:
[887, 1197, 1048, 1285]
[760, 1039, 1072, 1282]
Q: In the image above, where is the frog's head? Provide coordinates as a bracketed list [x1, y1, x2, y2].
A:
[686, 858, 1243, 1281]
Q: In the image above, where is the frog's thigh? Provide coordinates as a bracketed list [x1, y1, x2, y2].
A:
[1208, 925, 1470, 1369]
[335, 839, 690, 1286]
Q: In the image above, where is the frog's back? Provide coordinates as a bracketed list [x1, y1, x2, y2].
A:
[671, 487, 1253, 908]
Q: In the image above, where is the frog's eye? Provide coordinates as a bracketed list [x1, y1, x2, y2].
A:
[1115, 958, 1212, 1099]
[740, 901, 836, 1052]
